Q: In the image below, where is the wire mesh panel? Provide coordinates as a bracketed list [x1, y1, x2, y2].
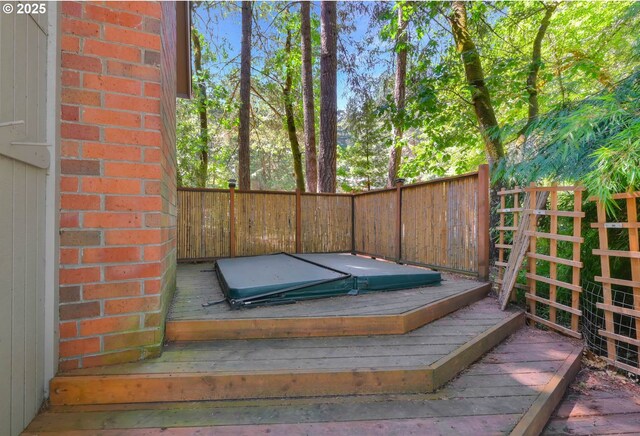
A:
[524, 184, 585, 338]
[591, 192, 640, 375]
[495, 187, 526, 295]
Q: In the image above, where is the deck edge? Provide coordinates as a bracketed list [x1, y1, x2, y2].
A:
[430, 310, 525, 390]
[509, 344, 583, 436]
[49, 367, 433, 406]
[165, 283, 491, 341]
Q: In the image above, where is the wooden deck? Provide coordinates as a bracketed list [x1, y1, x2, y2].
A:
[28, 261, 589, 434]
[27, 327, 582, 435]
[166, 262, 491, 340]
[543, 364, 640, 435]
[49, 298, 523, 405]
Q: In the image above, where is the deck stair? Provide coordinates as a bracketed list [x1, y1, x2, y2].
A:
[32, 266, 583, 434]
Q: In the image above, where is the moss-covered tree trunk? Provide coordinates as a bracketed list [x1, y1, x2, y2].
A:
[517, 3, 557, 147]
[283, 30, 305, 191]
[190, 27, 208, 188]
[300, 1, 318, 192]
[448, 1, 504, 166]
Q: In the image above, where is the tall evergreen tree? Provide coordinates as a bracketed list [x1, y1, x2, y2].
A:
[283, 29, 305, 191]
[387, 3, 409, 187]
[300, 1, 318, 192]
[318, 1, 338, 192]
[191, 25, 209, 187]
[238, 1, 252, 189]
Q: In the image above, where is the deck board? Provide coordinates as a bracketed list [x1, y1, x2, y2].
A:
[543, 362, 640, 435]
[64, 299, 515, 376]
[26, 327, 582, 435]
[169, 262, 483, 320]
[49, 299, 524, 405]
[166, 262, 491, 341]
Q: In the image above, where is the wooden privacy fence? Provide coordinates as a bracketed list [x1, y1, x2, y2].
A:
[177, 188, 352, 260]
[591, 191, 640, 375]
[177, 165, 490, 278]
[353, 167, 489, 277]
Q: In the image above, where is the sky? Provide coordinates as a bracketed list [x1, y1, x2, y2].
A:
[193, 2, 390, 110]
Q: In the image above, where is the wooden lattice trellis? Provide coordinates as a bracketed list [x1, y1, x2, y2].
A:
[495, 187, 526, 297]
[591, 191, 640, 376]
[524, 184, 585, 338]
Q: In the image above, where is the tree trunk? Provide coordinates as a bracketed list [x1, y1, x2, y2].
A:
[284, 30, 305, 192]
[387, 4, 409, 187]
[516, 3, 557, 147]
[448, 1, 504, 166]
[238, 1, 252, 190]
[318, 1, 338, 192]
[191, 27, 208, 188]
[300, 1, 318, 193]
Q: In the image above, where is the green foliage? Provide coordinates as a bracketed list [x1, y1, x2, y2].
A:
[179, 1, 640, 195]
[177, 2, 321, 189]
[337, 98, 389, 191]
[495, 69, 640, 213]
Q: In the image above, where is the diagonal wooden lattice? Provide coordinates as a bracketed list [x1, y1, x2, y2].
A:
[524, 184, 585, 338]
[591, 192, 640, 376]
[495, 187, 527, 296]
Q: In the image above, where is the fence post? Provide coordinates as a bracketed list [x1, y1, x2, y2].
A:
[229, 180, 236, 258]
[200, 191, 206, 258]
[477, 164, 490, 281]
[295, 189, 302, 253]
[396, 179, 404, 262]
[351, 194, 356, 254]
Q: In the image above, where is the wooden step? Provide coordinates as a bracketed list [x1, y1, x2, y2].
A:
[29, 327, 582, 435]
[50, 298, 522, 406]
[166, 262, 491, 341]
[166, 285, 492, 341]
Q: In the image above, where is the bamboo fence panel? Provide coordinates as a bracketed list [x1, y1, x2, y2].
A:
[177, 168, 487, 269]
[177, 190, 230, 259]
[591, 191, 640, 375]
[202, 191, 230, 258]
[353, 189, 397, 259]
[234, 191, 296, 256]
[524, 184, 585, 338]
[401, 175, 479, 273]
[177, 190, 202, 259]
[300, 194, 352, 253]
[495, 187, 525, 286]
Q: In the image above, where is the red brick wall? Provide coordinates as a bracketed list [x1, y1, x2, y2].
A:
[58, 1, 177, 370]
